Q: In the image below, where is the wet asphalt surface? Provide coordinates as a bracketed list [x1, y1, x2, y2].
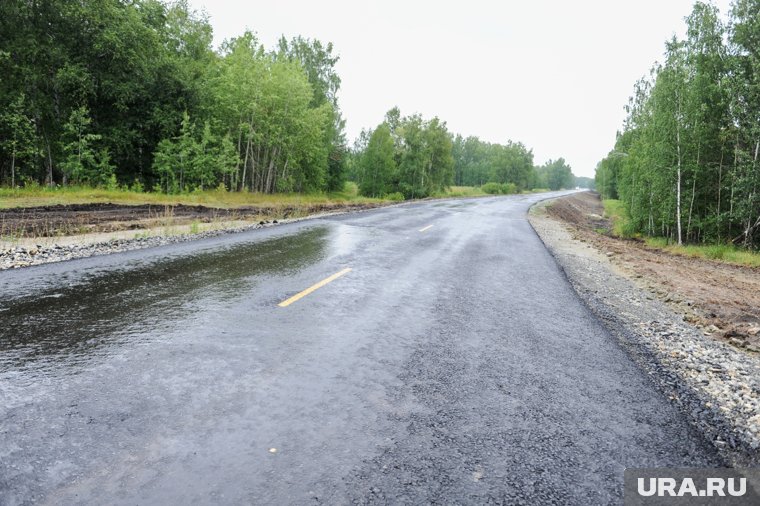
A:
[0, 192, 722, 505]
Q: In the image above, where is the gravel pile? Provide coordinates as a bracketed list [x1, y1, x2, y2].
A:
[529, 203, 760, 466]
[0, 220, 278, 271]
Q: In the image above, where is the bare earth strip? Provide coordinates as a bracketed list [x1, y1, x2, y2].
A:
[545, 192, 760, 349]
[0, 201, 387, 270]
[529, 193, 760, 465]
[0, 201, 384, 238]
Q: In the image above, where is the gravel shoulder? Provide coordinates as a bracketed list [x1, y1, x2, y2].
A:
[529, 195, 760, 466]
[0, 203, 388, 271]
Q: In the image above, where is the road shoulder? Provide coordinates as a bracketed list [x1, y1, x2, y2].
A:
[529, 197, 760, 466]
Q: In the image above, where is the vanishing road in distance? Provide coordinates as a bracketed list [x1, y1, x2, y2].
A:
[0, 192, 720, 504]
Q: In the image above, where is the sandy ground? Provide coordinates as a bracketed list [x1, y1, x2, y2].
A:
[546, 192, 760, 354]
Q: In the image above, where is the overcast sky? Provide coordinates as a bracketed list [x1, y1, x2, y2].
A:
[187, 0, 733, 177]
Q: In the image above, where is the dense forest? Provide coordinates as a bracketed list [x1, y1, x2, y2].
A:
[595, 0, 760, 249]
[0, 0, 579, 197]
[0, 0, 346, 193]
[350, 110, 577, 199]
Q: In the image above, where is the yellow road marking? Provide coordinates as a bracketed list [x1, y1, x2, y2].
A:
[278, 268, 352, 307]
[419, 225, 434, 233]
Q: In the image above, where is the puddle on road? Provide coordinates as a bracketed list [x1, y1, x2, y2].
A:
[0, 227, 330, 369]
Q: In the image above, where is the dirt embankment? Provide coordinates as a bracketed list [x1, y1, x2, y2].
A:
[530, 193, 760, 464]
[546, 192, 760, 353]
[0, 201, 383, 238]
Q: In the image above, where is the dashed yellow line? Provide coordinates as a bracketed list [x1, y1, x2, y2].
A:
[278, 268, 352, 307]
[419, 225, 434, 233]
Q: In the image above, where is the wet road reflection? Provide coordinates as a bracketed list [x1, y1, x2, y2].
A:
[0, 227, 329, 369]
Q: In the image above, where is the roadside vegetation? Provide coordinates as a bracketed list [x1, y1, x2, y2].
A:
[0, 182, 534, 212]
[0, 182, 383, 210]
[595, 0, 760, 250]
[349, 117, 579, 199]
[602, 197, 760, 268]
[0, 0, 582, 209]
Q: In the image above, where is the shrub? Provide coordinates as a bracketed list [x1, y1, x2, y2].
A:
[500, 183, 517, 194]
[481, 182, 502, 194]
[105, 174, 119, 191]
[385, 192, 405, 201]
[481, 182, 518, 195]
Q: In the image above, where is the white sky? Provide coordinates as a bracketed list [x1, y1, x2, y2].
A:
[187, 0, 733, 177]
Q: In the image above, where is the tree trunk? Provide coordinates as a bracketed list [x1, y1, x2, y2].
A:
[717, 145, 723, 241]
[10, 148, 16, 188]
[45, 133, 53, 187]
[687, 177, 696, 239]
[687, 140, 700, 240]
[265, 147, 278, 193]
[241, 136, 250, 192]
[743, 139, 760, 248]
[676, 127, 683, 245]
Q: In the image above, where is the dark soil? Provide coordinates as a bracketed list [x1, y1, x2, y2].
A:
[0, 202, 382, 237]
[547, 192, 760, 353]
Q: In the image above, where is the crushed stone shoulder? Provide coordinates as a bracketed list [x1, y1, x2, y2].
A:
[528, 201, 760, 466]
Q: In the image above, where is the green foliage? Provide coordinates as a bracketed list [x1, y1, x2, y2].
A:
[385, 192, 405, 201]
[0, 93, 37, 187]
[105, 173, 119, 191]
[481, 182, 518, 195]
[356, 110, 456, 199]
[643, 237, 760, 267]
[152, 112, 236, 193]
[480, 182, 501, 194]
[438, 186, 487, 197]
[358, 123, 395, 197]
[452, 135, 537, 190]
[0, 1, 343, 196]
[596, 1, 760, 249]
[574, 176, 594, 189]
[536, 158, 574, 190]
[59, 106, 115, 186]
[211, 32, 334, 193]
[603, 199, 636, 237]
[130, 179, 145, 192]
[0, 0, 577, 205]
[0, 184, 387, 210]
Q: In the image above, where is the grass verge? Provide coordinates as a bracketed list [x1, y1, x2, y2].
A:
[0, 183, 504, 209]
[644, 237, 760, 268]
[432, 186, 488, 198]
[602, 199, 631, 237]
[0, 182, 384, 209]
[601, 198, 760, 268]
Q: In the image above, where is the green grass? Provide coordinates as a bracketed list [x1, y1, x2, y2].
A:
[602, 199, 632, 237]
[0, 182, 550, 210]
[643, 237, 760, 268]
[432, 186, 488, 198]
[0, 182, 385, 209]
[600, 199, 760, 268]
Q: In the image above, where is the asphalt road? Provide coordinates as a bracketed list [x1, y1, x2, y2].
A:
[0, 192, 721, 505]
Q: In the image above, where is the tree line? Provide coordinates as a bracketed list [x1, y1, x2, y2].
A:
[595, 0, 760, 249]
[0, 0, 579, 197]
[350, 109, 577, 199]
[0, 0, 346, 193]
